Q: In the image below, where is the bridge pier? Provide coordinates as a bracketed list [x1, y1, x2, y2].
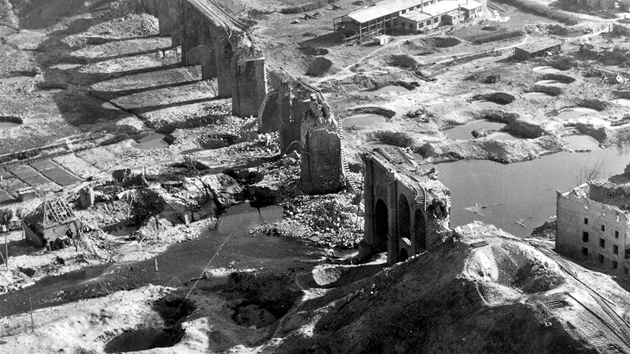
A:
[214, 37, 235, 98]
[232, 56, 267, 117]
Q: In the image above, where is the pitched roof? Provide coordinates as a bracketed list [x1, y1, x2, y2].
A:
[24, 198, 76, 227]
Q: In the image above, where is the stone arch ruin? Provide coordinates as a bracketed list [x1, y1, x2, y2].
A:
[363, 149, 451, 264]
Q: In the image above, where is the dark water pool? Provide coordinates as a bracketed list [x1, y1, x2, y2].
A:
[0, 204, 324, 317]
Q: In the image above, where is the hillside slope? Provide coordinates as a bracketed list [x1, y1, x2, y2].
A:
[267, 222, 630, 354]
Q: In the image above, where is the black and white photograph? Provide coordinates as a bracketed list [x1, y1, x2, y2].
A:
[0, 0, 629, 352]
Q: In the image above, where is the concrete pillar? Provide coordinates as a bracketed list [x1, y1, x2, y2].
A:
[181, 4, 205, 66]
[169, 0, 184, 47]
[141, 0, 159, 17]
[214, 35, 235, 98]
[299, 128, 344, 194]
[157, 0, 176, 36]
[387, 177, 398, 265]
[364, 158, 375, 246]
[200, 45, 217, 80]
[232, 57, 267, 117]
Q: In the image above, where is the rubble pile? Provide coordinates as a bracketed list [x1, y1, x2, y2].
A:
[254, 193, 363, 248]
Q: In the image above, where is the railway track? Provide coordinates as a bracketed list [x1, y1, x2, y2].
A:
[530, 243, 630, 351]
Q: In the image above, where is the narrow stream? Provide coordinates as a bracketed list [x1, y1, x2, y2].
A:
[0, 204, 325, 318]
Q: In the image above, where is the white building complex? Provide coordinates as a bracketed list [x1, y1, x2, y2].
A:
[333, 0, 484, 43]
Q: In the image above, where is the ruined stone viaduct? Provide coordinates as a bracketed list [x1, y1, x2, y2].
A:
[363, 149, 451, 264]
[141, 0, 267, 117]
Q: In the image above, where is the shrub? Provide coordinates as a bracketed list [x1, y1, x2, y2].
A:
[467, 30, 523, 45]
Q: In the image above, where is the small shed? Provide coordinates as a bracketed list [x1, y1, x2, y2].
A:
[22, 198, 80, 249]
[513, 39, 563, 60]
[373, 35, 393, 45]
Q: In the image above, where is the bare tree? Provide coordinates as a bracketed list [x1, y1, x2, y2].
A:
[577, 159, 606, 186]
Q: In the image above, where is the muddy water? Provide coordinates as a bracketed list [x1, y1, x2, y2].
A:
[136, 133, 168, 150]
[0, 76, 33, 84]
[342, 114, 387, 128]
[532, 66, 566, 75]
[563, 135, 600, 150]
[472, 101, 501, 109]
[522, 92, 554, 100]
[487, 132, 519, 141]
[612, 98, 630, 107]
[554, 107, 598, 119]
[535, 79, 567, 87]
[442, 120, 506, 140]
[366, 85, 409, 94]
[0, 122, 20, 129]
[50, 63, 81, 70]
[416, 147, 629, 237]
[0, 204, 325, 317]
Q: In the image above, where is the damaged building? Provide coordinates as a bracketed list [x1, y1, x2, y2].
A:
[22, 198, 81, 249]
[556, 162, 630, 280]
[260, 69, 347, 195]
[362, 149, 451, 264]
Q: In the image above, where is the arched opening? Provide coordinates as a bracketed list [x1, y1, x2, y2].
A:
[223, 42, 234, 60]
[398, 194, 411, 262]
[414, 208, 427, 251]
[187, 45, 216, 80]
[374, 199, 388, 252]
[398, 248, 409, 262]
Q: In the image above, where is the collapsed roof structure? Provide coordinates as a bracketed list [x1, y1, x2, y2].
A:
[22, 198, 81, 248]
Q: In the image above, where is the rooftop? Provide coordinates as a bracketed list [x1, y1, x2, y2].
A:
[399, 10, 431, 22]
[419, 1, 460, 16]
[347, 0, 431, 23]
[347, 0, 483, 23]
[516, 38, 563, 53]
[460, 0, 483, 10]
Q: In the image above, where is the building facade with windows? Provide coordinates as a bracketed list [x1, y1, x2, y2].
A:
[556, 163, 630, 280]
[333, 0, 483, 43]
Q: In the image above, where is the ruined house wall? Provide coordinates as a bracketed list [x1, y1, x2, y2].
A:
[556, 191, 630, 277]
[589, 183, 630, 208]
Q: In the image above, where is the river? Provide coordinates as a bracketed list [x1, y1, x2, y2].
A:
[417, 136, 629, 237]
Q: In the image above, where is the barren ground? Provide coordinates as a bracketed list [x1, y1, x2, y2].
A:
[0, 0, 629, 352]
